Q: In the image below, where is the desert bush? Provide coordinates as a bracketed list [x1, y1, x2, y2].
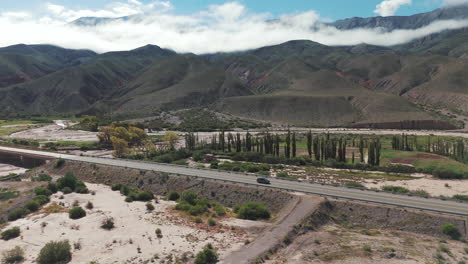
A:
[86, 201, 94, 210]
[47, 183, 58, 194]
[1, 227, 20, 241]
[344, 182, 365, 188]
[36, 240, 71, 264]
[207, 218, 216, 226]
[125, 197, 133, 203]
[433, 169, 464, 179]
[57, 173, 81, 191]
[61, 187, 72, 194]
[194, 244, 218, 264]
[441, 223, 462, 240]
[237, 202, 271, 221]
[155, 228, 162, 238]
[25, 201, 40, 212]
[111, 184, 122, 191]
[214, 204, 226, 217]
[382, 186, 410, 193]
[55, 159, 65, 168]
[181, 191, 198, 205]
[101, 217, 115, 230]
[453, 195, 468, 201]
[146, 203, 155, 211]
[34, 188, 52, 197]
[167, 191, 180, 201]
[276, 172, 289, 178]
[33, 195, 50, 205]
[136, 191, 154, 201]
[194, 217, 203, 224]
[1, 246, 24, 264]
[7, 208, 29, 221]
[69, 207, 86, 220]
[31, 174, 52, 182]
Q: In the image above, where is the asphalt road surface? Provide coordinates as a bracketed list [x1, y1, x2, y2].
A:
[1, 146, 468, 216]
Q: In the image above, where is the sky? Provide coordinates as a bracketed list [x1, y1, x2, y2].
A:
[0, 0, 451, 20]
[0, 0, 467, 53]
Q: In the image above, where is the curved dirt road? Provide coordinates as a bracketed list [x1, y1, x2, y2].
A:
[222, 195, 323, 264]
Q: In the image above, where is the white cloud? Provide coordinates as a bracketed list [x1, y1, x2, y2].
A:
[443, 0, 468, 6]
[374, 0, 412, 16]
[0, 1, 467, 54]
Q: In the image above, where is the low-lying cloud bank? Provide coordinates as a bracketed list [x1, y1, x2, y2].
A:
[0, 1, 467, 54]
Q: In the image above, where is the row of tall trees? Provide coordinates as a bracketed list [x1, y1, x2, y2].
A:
[391, 134, 465, 162]
[185, 130, 382, 165]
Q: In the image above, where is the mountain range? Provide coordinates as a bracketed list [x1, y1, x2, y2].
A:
[0, 6, 467, 128]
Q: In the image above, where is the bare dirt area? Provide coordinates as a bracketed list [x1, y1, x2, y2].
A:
[391, 153, 444, 165]
[0, 163, 27, 176]
[266, 223, 468, 264]
[364, 177, 468, 197]
[9, 120, 98, 142]
[0, 183, 255, 263]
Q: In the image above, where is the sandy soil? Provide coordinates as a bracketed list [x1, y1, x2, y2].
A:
[0, 183, 253, 263]
[9, 120, 98, 142]
[365, 177, 468, 197]
[0, 163, 27, 176]
[266, 223, 468, 264]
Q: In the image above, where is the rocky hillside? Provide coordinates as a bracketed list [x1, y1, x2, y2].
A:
[0, 8, 467, 128]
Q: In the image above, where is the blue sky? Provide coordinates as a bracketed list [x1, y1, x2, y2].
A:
[1, 0, 446, 20]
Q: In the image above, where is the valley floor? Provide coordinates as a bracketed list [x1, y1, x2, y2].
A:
[0, 183, 255, 263]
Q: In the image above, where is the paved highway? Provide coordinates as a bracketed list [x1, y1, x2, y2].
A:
[1, 146, 468, 216]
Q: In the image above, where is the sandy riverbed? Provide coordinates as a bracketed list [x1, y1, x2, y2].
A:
[9, 120, 98, 142]
[0, 183, 253, 263]
[0, 163, 27, 177]
[364, 177, 468, 197]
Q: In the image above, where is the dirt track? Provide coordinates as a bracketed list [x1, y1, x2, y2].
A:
[222, 194, 323, 264]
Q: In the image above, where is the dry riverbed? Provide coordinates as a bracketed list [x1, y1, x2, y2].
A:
[0, 183, 256, 263]
[9, 120, 98, 142]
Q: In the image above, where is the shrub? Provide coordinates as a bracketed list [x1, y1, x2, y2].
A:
[101, 217, 115, 230]
[382, 186, 409, 193]
[57, 173, 78, 191]
[2, 246, 25, 264]
[7, 208, 29, 221]
[61, 187, 72, 194]
[344, 182, 365, 188]
[136, 191, 154, 201]
[181, 191, 198, 205]
[25, 201, 40, 212]
[47, 183, 58, 194]
[207, 218, 216, 226]
[111, 184, 122, 191]
[69, 207, 86, 220]
[382, 164, 416, 174]
[125, 197, 133, 203]
[195, 217, 203, 224]
[36, 240, 71, 264]
[55, 159, 65, 168]
[31, 174, 52, 182]
[195, 244, 219, 264]
[167, 191, 180, 201]
[276, 172, 289, 178]
[453, 195, 468, 202]
[214, 204, 226, 217]
[1, 227, 20, 241]
[146, 203, 155, 211]
[155, 228, 163, 238]
[86, 201, 94, 210]
[237, 202, 271, 221]
[120, 185, 130, 196]
[433, 169, 463, 179]
[33, 195, 50, 206]
[34, 188, 52, 197]
[441, 223, 462, 240]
